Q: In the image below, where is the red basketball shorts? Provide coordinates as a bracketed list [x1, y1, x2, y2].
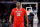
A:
[13, 22, 24, 27]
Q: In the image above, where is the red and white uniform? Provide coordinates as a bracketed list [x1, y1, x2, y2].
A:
[11, 7, 27, 27]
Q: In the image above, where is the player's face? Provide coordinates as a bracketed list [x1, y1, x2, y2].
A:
[16, 2, 21, 7]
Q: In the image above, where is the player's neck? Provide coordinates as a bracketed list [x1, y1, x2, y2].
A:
[17, 7, 21, 9]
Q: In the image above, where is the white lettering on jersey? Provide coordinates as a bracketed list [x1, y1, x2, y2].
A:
[16, 11, 22, 12]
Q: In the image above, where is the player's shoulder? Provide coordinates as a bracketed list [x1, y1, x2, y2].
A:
[22, 8, 26, 10]
[12, 8, 16, 10]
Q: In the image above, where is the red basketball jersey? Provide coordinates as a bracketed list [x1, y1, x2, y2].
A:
[11, 8, 27, 23]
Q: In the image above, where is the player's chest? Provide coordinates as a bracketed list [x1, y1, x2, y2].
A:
[14, 10, 24, 16]
[14, 10, 24, 14]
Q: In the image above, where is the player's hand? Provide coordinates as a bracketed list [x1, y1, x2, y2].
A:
[9, 22, 13, 27]
[9, 21, 11, 25]
[26, 24, 28, 27]
[9, 20, 11, 23]
[9, 21, 13, 27]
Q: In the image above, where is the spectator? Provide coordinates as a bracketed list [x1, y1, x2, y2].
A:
[0, 19, 2, 27]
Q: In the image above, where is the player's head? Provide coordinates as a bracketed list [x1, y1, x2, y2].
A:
[16, 2, 21, 8]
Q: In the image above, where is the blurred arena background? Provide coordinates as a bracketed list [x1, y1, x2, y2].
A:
[0, 0, 40, 27]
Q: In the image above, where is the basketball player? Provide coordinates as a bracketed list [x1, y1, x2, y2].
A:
[9, 2, 28, 27]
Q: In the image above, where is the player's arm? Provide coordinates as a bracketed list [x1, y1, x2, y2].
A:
[25, 15, 28, 27]
[24, 8, 28, 27]
[9, 15, 13, 27]
[9, 15, 13, 23]
[9, 9, 14, 23]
